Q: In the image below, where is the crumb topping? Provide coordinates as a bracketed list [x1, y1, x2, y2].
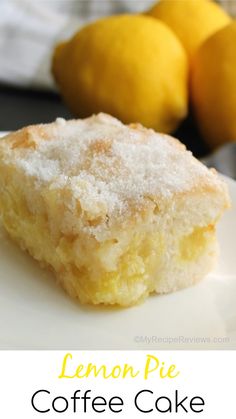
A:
[2, 113, 222, 225]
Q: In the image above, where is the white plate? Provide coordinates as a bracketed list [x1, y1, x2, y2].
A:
[0, 131, 235, 349]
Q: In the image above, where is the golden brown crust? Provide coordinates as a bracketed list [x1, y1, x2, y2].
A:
[0, 113, 230, 228]
[0, 113, 231, 306]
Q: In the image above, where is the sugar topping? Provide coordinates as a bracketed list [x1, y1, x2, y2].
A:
[5, 113, 220, 224]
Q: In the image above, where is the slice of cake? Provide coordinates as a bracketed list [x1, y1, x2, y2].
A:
[0, 113, 230, 306]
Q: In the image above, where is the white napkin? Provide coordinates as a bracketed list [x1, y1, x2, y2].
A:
[0, 0, 153, 90]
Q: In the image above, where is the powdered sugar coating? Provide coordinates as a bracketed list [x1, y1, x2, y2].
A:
[3, 113, 223, 225]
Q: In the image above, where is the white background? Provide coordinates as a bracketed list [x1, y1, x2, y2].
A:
[0, 351, 235, 418]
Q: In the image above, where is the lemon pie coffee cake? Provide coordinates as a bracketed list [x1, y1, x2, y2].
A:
[0, 113, 230, 306]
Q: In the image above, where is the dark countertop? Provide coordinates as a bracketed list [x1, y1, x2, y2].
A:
[0, 84, 72, 130]
[0, 84, 209, 158]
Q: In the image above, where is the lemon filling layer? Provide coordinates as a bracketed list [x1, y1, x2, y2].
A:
[1, 187, 216, 305]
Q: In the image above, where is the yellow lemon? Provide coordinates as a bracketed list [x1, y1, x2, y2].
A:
[147, 0, 231, 61]
[191, 21, 236, 148]
[52, 14, 188, 133]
